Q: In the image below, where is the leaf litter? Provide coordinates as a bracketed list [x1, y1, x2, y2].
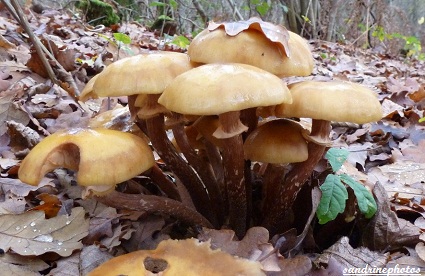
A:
[0, 2, 425, 275]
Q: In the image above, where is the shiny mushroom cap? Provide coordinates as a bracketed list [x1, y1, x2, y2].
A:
[275, 81, 383, 124]
[158, 63, 292, 115]
[18, 128, 154, 187]
[244, 119, 308, 164]
[188, 29, 313, 77]
[83, 51, 195, 99]
[87, 238, 264, 276]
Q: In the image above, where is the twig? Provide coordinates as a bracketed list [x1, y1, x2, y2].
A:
[225, 0, 244, 21]
[6, 0, 83, 102]
[8, 0, 58, 86]
[191, 0, 208, 25]
[95, 190, 213, 228]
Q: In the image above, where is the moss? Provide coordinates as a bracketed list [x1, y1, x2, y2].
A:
[77, 0, 120, 26]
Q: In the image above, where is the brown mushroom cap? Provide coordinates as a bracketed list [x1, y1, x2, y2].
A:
[244, 119, 308, 164]
[158, 63, 292, 115]
[188, 29, 313, 77]
[87, 238, 264, 276]
[89, 51, 195, 98]
[18, 128, 154, 187]
[275, 81, 383, 124]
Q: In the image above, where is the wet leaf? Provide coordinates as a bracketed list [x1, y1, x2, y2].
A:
[0, 207, 89, 256]
[208, 17, 290, 57]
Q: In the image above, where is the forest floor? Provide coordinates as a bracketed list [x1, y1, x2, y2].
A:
[1, 3, 425, 276]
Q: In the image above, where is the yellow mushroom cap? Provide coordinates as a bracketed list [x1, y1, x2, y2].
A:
[87, 238, 264, 276]
[244, 119, 308, 164]
[158, 63, 292, 115]
[275, 81, 383, 124]
[79, 74, 99, 102]
[89, 51, 195, 98]
[188, 29, 313, 77]
[18, 128, 154, 187]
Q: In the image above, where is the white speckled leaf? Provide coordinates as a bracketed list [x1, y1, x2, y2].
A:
[0, 207, 89, 256]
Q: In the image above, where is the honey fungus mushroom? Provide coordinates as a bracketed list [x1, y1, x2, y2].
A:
[18, 128, 213, 228]
[79, 51, 195, 118]
[158, 63, 292, 237]
[18, 128, 155, 193]
[243, 119, 308, 221]
[188, 19, 313, 77]
[79, 51, 217, 226]
[87, 238, 264, 276]
[262, 80, 383, 234]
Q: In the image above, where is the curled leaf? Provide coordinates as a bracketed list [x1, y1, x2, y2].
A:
[208, 17, 290, 57]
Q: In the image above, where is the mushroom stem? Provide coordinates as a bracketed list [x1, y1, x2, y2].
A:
[200, 137, 227, 212]
[215, 111, 248, 237]
[148, 163, 181, 201]
[95, 190, 213, 228]
[261, 163, 286, 219]
[262, 119, 331, 235]
[145, 114, 218, 227]
[171, 116, 225, 225]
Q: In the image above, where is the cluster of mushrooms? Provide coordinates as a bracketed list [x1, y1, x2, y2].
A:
[18, 18, 383, 242]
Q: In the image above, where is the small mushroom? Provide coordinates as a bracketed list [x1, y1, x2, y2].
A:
[243, 119, 308, 221]
[158, 63, 292, 237]
[243, 119, 308, 164]
[262, 80, 383, 234]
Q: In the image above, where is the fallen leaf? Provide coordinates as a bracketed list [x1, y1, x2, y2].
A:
[208, 17, 290, 57]
[29, 193, 62, 218]
[0, 190, 26, 215]
[362, 182, 421, 250]
[315, 236, 387, 269]
[48, 251, 80, 276]
[0, 206, 89, 256]
[79, 245, 113, 275]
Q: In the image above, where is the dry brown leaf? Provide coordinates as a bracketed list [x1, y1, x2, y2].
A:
[48, 252, 80, 276]
[83, 207, 118, 244]
[199, 226, 270, 259]
[315, 236, 388, 270]
[0, 90, 30, 136]
[0, 252, 49, 273]
[208, 17, 290, 57]
[415, 242, 425, 262]
[0, 261, 40, 276]
[362, 182, 421, 250]
[0, 190, 26, 215]
[0, 206, 89, 256]
[29, 193, 62, 219]
[79, 245, 113, 275]
[0, 177, 53, 198]
[100, 224, 135, 250]
[386, 253, 425, 272]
